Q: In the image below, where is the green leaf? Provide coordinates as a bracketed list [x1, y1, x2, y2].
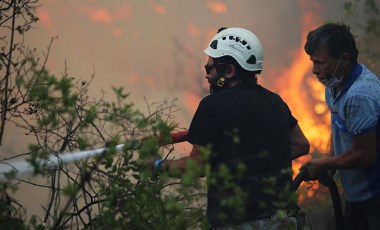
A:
[62, 182, 76, 197]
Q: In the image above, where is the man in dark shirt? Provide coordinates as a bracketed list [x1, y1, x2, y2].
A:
[153, 27, 310, 229]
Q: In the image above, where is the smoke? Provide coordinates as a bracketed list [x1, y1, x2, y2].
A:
[1, 0, 348, 221]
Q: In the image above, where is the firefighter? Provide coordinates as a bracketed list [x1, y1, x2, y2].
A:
[152, 27, 310, 229]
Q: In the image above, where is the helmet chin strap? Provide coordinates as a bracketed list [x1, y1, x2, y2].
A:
[210, 73, 239, 94]
[210, 61, 240, 94]
[209, 76, 222, 94]
[209, 74, 225, 94]
[210, 61, 226, 94]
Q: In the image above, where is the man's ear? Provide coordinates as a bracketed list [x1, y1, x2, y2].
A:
[341, 52, 351, 66]
[225, 64, 236, 78]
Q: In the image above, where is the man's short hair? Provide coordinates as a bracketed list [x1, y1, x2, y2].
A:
[304, 23, 359, 63]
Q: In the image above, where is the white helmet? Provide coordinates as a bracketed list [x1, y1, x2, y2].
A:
[204, 27, 264, 71]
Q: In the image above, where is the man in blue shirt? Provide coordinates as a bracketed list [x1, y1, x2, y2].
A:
[302, 23, 380, 230]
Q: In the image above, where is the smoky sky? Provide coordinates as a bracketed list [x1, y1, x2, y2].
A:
[26, 0, 309, 96]
[2, 0, 346, 155]
[1, 0, 349, 221]
[1, 0, 347, 156]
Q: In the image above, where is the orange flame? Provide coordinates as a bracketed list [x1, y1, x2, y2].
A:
[37, 8, 54, 31]
[206, 1, 227, 14]
[79, 7, 113, 25]
[150, 1, 168, 15]
[188, 24, 201, 40]
[112, 27, 123, 37]
[273, 1, 330, 155]
[78, 5, 131, 25]
[269, 0, 331, 198]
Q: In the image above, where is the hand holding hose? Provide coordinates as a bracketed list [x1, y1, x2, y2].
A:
[300, 160, 329, 181]
[294, 163, 344, 230]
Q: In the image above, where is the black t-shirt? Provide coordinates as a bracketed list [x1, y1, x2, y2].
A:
[188, 83, 298, 227]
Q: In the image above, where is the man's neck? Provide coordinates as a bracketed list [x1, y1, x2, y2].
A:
[333, 63, 355, 96]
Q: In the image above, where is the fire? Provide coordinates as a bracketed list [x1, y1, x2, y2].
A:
[181, 4, 331, 191]
[273, 42, 330, 154]
[271, 1, 330, 156]
[79, 7, 113, 25]
[50, 0, 329, 196]
[112, 27, 123, 37]
[128, 72, 139, 84]
[268, 0, 332, 198]
[37, 8, 54, 32]
[78, 5, 132, 25]
[206, 1, 227, 14]
[188, 24, 201, 39]
[150, 1, 168, 15]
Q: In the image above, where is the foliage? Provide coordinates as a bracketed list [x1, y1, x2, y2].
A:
[0, 0, 40, 145]
[0, 40, 295, 230]
[0, 2, 260, 226]
[1, 1, 209, 229]
[0, 53, 209, 229]
[1, 0, 378, 229]
[343, 0, 380, 73]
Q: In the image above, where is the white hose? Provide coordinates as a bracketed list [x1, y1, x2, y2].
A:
[0, 131, 188, 183]
[0, 143, 126, 183]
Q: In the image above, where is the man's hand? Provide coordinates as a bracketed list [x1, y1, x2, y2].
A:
[141, 156, 164, 182]
[300, 160, 328, 181]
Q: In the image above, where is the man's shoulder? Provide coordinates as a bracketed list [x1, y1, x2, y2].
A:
[361, 64, 379, 78]
[349, 65, 380, 99]
[203, 85, 284, 103]
[356, 64, 379, 83]
[198, 93, 223, 108]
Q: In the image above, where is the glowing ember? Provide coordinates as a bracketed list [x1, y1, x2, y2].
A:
[150, 2, 168, 15]
[206, 1, 227, 14]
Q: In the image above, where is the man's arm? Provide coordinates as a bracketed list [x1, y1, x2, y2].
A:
[304, 131, 377, 179]
[329, 134, 335, 157]
[326, 131, 376, 169]
[157, 144, 206, 178]
[290, 124, 310, 160]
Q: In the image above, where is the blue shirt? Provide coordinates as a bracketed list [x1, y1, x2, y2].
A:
[326, 64, 380, 202]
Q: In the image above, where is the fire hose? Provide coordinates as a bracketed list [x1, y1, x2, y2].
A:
[292, 167, 344, 230]
[0, 130, 344, 229]
[0, 131, 188, 183]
